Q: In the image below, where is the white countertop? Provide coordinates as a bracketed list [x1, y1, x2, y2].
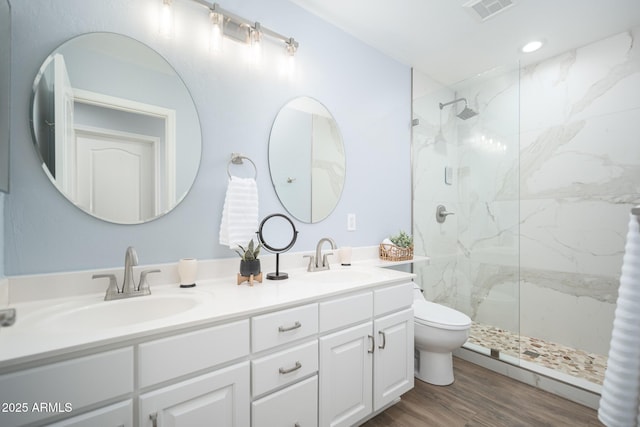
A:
[0, 264, 416, 370]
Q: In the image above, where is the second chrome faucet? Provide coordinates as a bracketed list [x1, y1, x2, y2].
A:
[305, 237, 337, 272]
[93, 246, 160, 301]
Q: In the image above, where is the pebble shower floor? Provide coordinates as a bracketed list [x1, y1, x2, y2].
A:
[468, 322, 607, 385]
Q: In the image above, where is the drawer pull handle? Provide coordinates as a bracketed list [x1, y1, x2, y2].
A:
[149, 412, 158, 427]
[278, 321, 302, 332]
[378, 331, 386, 349]
[368, 335, 374, 353]
[279, 361, 302, 374]
[295, 423, 301, 427]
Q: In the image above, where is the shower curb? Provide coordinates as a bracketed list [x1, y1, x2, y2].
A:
[454, 346, 601, 410]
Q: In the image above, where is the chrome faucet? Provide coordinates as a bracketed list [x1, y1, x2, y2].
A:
[305, 237, 337, 272]
[122, 246, 138, 294]
[93, 246, 160, 301]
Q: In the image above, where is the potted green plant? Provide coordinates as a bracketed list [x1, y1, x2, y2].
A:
[380, 230, 414, 261]
[390, 230, 413, 248]
[236, 239, 262, 277]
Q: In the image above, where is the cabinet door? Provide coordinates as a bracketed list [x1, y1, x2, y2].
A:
[319, 322, 372, 427]
[373, 308, 414, 411]
[139, 362, 249, 427]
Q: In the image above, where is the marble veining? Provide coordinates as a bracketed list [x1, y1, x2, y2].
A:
[413, 26, 640, 364]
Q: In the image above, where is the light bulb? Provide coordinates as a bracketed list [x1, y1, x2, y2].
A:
[521, 40, 543, 53]
[251, 24, 263, 67]
[210, 10, 223, 54]
[285, 38, 297, 77]
[159, 0, 174, 39]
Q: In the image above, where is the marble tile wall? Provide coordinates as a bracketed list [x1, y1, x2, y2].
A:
[413, 26, 640, 359]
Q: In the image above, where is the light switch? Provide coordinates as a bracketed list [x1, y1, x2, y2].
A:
[347, 213, 357, 231]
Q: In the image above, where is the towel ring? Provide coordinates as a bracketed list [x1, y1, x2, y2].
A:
[227, 154, 258, 179]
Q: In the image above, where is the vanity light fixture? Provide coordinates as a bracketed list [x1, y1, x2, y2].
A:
[521, 40, 543, 53]
[187, 0, 299, 61]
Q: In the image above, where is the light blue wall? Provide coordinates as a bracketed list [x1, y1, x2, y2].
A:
[5, 0, 411, 275]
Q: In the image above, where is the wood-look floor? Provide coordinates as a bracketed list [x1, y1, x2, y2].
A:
[362, 357, 603, 427]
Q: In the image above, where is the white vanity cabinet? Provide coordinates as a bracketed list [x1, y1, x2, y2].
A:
[46, 400, 133, 427]
[318, 282, 414, 427]
[0, 347, 133, 427]
[251, 304, 319, 427]
[319, 322, 374, 427]
[252, 375, 318, 427]
[137, 320, 251, 427]
[139, 362, 250, 427]
[0, 271, 415, 427]
[372, 308, 414, 411]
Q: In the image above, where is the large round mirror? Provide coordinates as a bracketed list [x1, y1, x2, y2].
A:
[30, 32, 202, 224]
[268, 97, 345, 223]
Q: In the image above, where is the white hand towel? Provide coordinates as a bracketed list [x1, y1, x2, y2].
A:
[219, 176, 259, 249]
[598, 212, 640, 427]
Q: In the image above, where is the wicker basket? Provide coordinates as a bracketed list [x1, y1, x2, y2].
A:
[379, 243, 414, 262]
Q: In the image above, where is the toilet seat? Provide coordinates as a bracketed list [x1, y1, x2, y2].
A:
[414, 299, 471, 331]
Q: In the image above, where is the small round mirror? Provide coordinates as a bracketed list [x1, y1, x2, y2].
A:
[257, 213, 298, 280]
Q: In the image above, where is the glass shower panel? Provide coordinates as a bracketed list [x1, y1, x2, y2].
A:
[412, 66, 520, 362]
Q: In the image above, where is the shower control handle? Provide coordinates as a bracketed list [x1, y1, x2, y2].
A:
[436, 205, 455, 223]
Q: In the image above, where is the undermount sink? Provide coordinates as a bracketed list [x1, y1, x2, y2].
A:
[304, 268, 374, 283]
[37, 294, 202, 331]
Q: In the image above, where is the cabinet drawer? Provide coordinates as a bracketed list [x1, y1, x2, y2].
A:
[138, 319, 249, 388]
[252, 375, 318, 427]
[252, 304, 318, 353]
[47, 400, 133, 427]
[252, 340, 318, 397]
[374, 282, 413, 316]
[0, 348, 133, 427]
[319, 291, 372, 333]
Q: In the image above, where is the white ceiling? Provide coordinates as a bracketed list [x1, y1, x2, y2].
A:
[289, 0, 640, 85]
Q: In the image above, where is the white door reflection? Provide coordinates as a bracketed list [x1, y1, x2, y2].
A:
[30, 33, 201, 224]
[47, 57, 177, 223]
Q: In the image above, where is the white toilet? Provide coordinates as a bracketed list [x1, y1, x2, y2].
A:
[412, 283, 471, 386]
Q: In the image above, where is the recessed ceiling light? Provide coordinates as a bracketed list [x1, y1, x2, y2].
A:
[521, 40, 543, 53]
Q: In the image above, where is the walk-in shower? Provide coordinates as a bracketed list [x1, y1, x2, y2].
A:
[412, 51, 624, 400]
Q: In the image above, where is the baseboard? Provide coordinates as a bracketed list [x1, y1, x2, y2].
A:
[454, 346, 601, 410]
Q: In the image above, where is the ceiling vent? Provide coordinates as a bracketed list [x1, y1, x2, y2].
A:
[464, 0, 515, 21]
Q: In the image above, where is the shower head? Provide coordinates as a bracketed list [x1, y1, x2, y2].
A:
[439, 97, 478, 120]
[457, 106, 478, 120]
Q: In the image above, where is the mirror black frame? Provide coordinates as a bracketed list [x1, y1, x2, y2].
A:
[257, 213, 298, 280]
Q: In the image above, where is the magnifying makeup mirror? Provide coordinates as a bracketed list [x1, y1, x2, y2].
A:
[257, 213, 298, 280]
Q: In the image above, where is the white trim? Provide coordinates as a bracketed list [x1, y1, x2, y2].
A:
[72, 88, 177, 208]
